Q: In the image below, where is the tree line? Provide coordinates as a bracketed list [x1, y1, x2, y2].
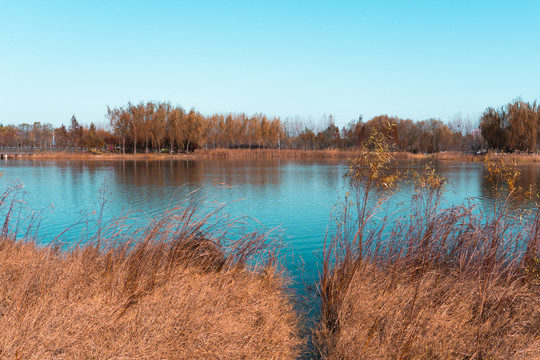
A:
[106, 102, 284, 154]
[0, 99, 537, 154]
[104, 101, 482, 154]
[0, 116, 112, 151]
[479, 99, 540, 152]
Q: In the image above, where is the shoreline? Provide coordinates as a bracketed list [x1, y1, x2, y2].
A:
[1, 155, 539, 359]
[5, 149, 540, 163]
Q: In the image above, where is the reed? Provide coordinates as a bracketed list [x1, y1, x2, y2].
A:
[484, 152, 540, 163]
[431, 151, 479, 161]
[195, 148, 359, 159]
[316, 134, 540, 359]
[0, 186, 302, 359]
[16, 148, 540, 164]
[17, 151, 192, 160]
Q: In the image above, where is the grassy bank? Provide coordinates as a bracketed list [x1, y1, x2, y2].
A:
[14, 151, 194, 160]
[3, 145, 540, 359]
[195, 148, 358, 159]
[316, 139, 540, 359]
[0, 197, 301, 359]
[432, 151, 540, 163]
[11, 148, 540, 163]
[14, 148, 357, 160]
[318, 263, 539, 359]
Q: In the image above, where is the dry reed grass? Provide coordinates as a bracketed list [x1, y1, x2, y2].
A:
[196, 149, 488, 162]
[323, 265, 539, 359]
[484, 152, 540, 163]
[0, 188, 301, 359]
[316, 133, 540, 359]
[195, 148, 358, 159]
[432, 151, 540, 163]
[13, 148, 540, 164]
[18, 151, 192, 161]
[431, 151, 479, 161]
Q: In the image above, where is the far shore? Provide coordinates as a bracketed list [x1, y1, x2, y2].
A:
[4, 148, 540, 163]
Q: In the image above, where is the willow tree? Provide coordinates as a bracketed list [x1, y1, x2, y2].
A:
[141, 102, 155, 154]
[479, 100, 539, 152]
[167, 106, 185, 152]
[128, 102, 145, 154]
[506, 100, 538, 152]
[151, 102, 168, 152]
[479, 107, 506, 151]
[107, 106, 130, 154]
[184, 109, 205, 152]
[206, 114, 221, 149]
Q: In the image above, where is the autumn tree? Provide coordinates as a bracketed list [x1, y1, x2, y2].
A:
[298, 128, 316, 150]
[0, 125, 19, 147]
[506, 100, 538, 152]
[395, 119, 417, 152]
[140, 102, 156, 153]
[342, 117, 365, 149]
[479, 107, 507, 151]
[69, 115, 83, 147]
[80, 123, 104, 150]
[128, 102, 145, 154]
[363, 115, 399, 148]
[205, 114, 221, 149]
[184, 109, 204, 152]
[107, 106, 130, 154]
[151, 102, 168, 152]
[269, 117, 283, 149]
[478, 99, 539, 152]
[166, 106, 185, 152]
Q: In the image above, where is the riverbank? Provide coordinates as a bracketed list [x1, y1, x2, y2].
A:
[2, 155, 540, 359]
[10, 151, 195, 160]
[317, 263, 540, 359]
[9, 148, 540, 163]
[5, 148, 356, 160]
[316, 156, 540, 359]
[0, 205, 302, 359]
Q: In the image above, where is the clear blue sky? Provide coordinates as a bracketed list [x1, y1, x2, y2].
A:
[1, 0, 539, 128]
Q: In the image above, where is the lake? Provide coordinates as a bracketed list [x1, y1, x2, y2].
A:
[2, 158, 540, 286]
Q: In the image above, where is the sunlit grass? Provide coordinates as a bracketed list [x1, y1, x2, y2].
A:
[316, 133, 540, 359]
[0, 187, 302, 359]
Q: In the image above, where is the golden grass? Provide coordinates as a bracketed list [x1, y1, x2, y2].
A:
[431, 151, 479, 161]
[5, 146, 540, 359]
[0, 202, 301, 359]
[484, 152, 540, 163]
[15, 151, 193, 161]
[431, 151, 540, 163]
[195, 148, 359, 159]
[317, 149, 540, 359]
[317, 264, 540, 360]
[12, 148, 540, 163]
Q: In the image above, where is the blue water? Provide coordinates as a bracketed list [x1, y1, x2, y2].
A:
[1, 158, 540, 285]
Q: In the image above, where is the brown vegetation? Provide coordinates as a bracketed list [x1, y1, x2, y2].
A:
[316, 132, 540, 359]
[0, 196, 301, 359]
[480, 99, 540, 152]
[322, 265, 539, 359]
[15, 148, 540, 164]
[3, 128, 540, 359]
[195, 148, 357, 159]
[4, 98, 540, 156]
[18, 150, 193, 160]
[1, 100, 486, 155]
